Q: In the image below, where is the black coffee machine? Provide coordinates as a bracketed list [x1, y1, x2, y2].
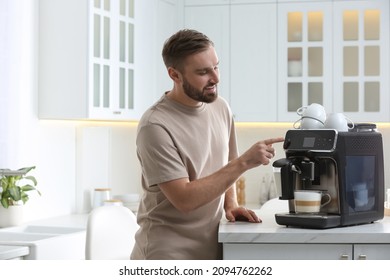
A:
[273, 128, 384, 229]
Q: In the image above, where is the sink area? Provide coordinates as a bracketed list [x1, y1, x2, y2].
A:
[2, 225, 85, 235]
[0, 225, 86, 259]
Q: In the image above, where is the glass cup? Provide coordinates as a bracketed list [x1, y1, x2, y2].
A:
[294, 190, 331, 213]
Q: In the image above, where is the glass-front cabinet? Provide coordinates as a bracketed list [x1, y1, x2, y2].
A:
[333, 1, 389, 122]
[278, 0, 389, 122]
[91, 0, 135, 117]
[39, 0, 136, 120]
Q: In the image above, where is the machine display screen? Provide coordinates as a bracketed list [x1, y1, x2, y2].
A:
[303, 137, 315, 148]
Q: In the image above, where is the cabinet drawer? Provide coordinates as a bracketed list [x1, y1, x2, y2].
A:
[354, 244, 390, 260]
[223, 243, 353, 260]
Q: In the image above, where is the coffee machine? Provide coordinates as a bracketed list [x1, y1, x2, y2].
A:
[273, 128, 384, 229]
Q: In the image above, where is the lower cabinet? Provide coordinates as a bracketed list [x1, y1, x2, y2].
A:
[223, 243, 390, 260]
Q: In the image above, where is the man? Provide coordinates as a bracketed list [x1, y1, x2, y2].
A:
[131, 29, 284, 260]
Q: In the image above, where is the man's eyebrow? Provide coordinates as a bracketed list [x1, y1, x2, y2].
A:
[195, 61, 220, 72]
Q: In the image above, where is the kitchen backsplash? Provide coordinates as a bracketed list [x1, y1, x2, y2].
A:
[73, 122, 390, 213]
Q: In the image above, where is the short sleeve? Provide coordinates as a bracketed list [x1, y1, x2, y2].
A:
[136, 123, 189, 187]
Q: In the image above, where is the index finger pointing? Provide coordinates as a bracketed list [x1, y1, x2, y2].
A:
[263, 137, 285, 146]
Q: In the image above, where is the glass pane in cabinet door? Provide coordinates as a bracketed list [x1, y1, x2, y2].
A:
[128, 23, 134, 64]
[364, 10, 380, 40]
[94, 0, 101, 8]
[103, 65, 110, 108]
[288, 12, 302, 42]
[343, 11, 359, 41]
[120, 0, 134, 17]
[120, 0, 126, 16]
[365, 46, 379, 76]
[120, 21, 125, 62]
[128, 69, 134, 109]
[344, 46, 358, 76]
[288, 83, 302, 112]
[364, 82, 380, 112]
[308, 82, 323, 105]
[93, 64, 100, 107]
[119, 68, 125, 108]
[104, 17, 110, 59]
[94, 15, 101, 58]
[288, 48, 302, 77]
[308, 47, 323, 76]
[104, 0, 110, 11]
[343, 82, 359, 112]
[128, 0, 134, 18]
[308, 12, 323, 41]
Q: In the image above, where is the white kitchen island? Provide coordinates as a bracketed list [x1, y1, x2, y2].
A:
[219, 199, 390, 260]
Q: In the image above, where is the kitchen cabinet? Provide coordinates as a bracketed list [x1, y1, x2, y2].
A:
[154, 0, 183, 103]
[183, 1, 231, 103]
[219, 203, 390, 260]
[223, 243, 390, 260]
[278, 0, 389, 122]
[184, 0, 277, 121]
[39, 0, 138, 120]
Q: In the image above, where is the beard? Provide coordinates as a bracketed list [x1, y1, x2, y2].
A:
[182, 77, 218, 103]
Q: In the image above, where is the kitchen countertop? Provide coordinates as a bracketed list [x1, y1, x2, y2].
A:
[0, 214, 89, 260]
[219, 198, 390, 244]
[0, 245, 29, 260]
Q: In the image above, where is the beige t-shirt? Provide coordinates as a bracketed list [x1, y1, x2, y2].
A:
[131, 94, 238, 260]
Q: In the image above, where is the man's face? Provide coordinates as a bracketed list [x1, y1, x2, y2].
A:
[180, 46, 220, 103]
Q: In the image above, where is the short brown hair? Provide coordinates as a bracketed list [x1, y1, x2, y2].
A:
[162, 29, 214, 71]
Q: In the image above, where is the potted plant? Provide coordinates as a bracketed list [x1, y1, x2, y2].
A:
[0, 166, 40, 227]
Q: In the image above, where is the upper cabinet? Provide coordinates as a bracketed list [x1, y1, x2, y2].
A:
[333, 0, 389, 122]
[39, 0, 141, 121]
[278, 0, 389, 122]
[183, 2, 231, 103]
[184, 0, 278, 121]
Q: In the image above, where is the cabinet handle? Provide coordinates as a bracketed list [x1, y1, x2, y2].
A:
[358, 254, 367, 260]
[340, 254, 349, 260]
[113, 111, 122, 115]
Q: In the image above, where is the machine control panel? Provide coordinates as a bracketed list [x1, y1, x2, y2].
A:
[284, 129, 337, 152]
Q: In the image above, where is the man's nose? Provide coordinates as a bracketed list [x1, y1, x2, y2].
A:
[210, 69, 220, 83]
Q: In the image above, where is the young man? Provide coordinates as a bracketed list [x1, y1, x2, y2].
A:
[131, 29, 284, 259]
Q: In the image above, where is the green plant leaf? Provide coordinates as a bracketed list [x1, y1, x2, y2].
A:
[9, 186, 22, 201]
[1, 197, 9, 208]
[24, 176, 37, 186]
[1, 166, 38, 208]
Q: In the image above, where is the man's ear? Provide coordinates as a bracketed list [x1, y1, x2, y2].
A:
[168, 67, 182, 83]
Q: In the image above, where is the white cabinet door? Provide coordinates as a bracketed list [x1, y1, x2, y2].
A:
[332, 0, 389, 122]
[184, 1, 277, 121]
[184, 4, 231, 103]
[277, 0, 389, 122]
[354, 244, 390, 260]
[230, 3, 277, 121]
[223, 243, 353, 260]
[277, 2, 333, 121]
[39, 0, 138, 121]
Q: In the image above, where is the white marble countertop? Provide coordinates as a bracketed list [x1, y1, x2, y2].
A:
[0, 245, 29, 260]
[219, 199, 390, 244]
[0, 214, 89, 260]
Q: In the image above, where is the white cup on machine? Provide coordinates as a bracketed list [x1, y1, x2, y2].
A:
[324, 113, 354, 132]
[294, 190, 331, 214]
[294, 103, 326, 129]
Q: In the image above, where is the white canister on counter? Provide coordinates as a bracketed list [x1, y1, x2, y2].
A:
[93, 188, 111, 209]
